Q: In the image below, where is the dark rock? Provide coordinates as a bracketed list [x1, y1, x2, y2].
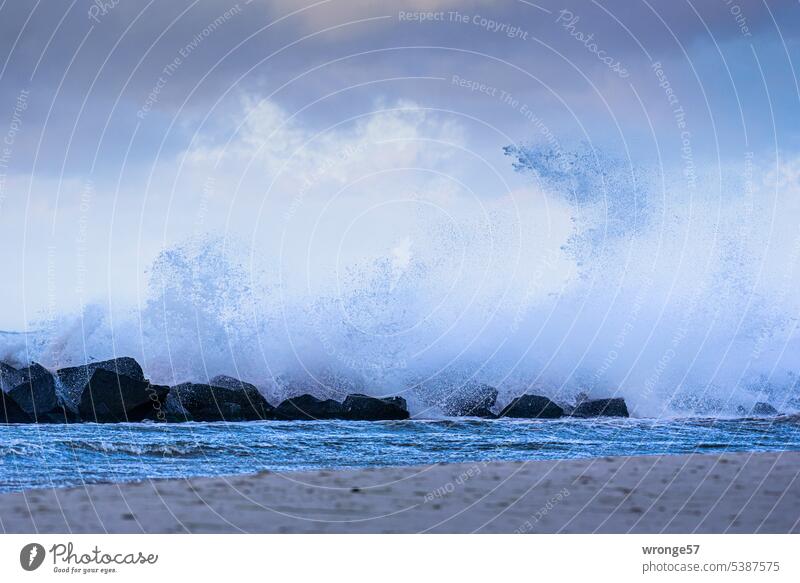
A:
[438, 383, 498, 418]
[752, 402, 779, 416]
[276, 370, 365, 402]
[57, 357, 145, 411]
[2, 363, 76, 423]
[40, 405, 80, 424]
[209, 374, 258, 392]
[274, 394, 345, 420]
[79, 369, 169, 423]
[7, 363, 57, 419]
[499, 395, 564, 419]
[341, 394, 410, 420]
[558, 402, 575, 416]
[0, 362, 24, 392]
[162, 390, 191, 422]
[0, 390, 32, 423]
[738, 402, 779, 416]
[571, 397, 629, 418]
[166, 382, 275, 422]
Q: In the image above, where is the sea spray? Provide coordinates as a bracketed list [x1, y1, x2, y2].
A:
[2, 139, 799, 417]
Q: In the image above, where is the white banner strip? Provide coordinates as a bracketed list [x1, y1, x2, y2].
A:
[0, 534, 796, 582]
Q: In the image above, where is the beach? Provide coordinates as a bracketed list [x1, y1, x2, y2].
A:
[1, 451, 798, 533]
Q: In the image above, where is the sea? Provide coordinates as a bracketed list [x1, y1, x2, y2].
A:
[2, 416, 799, 492]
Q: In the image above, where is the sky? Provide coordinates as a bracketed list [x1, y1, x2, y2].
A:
[2, 1, 800, 405]
[0, 0, 797, 173]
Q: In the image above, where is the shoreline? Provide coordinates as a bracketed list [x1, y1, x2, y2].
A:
[2, 451, 799, 533]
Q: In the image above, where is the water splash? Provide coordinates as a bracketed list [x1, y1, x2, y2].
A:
[3, 142, 800, 418]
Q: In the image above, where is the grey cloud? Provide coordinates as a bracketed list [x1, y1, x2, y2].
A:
[0, 0, 797, 180]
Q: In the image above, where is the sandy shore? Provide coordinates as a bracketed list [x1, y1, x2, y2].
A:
[1, 451, 798, 533]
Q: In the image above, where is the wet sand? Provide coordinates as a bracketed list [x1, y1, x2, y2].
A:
[1, 451, 798, 533]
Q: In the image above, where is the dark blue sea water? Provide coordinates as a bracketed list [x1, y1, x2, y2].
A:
[1, 417, 800, 493]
